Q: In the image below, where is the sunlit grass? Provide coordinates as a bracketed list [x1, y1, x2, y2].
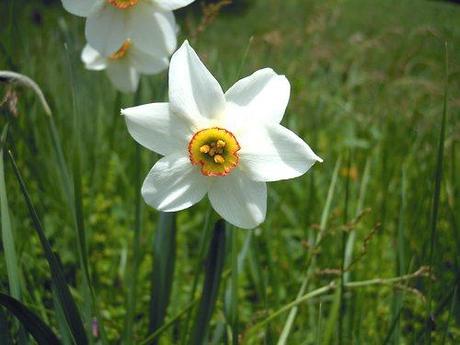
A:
[1, 0, 459, 344]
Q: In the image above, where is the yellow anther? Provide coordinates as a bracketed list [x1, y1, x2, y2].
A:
[214, 155, 225, 164]
[109, 40, 132, 60]
[216, 140, 226, 148]
[108, 0, 138, 9]
[200, 144, 210, 154]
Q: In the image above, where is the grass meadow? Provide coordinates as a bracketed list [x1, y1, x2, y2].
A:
[1, 0, 460, 344]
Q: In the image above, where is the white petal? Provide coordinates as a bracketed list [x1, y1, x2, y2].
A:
[208, 171, 266, 229]
[106, 62, 139, 93]
[122, 102, 192, 155]
[225, 68, 290, 124]
[155, 0, 196, 10]
[81, 44, 107, 71]
[238, 123, 322, 182]
[169, 41, 225, 126]
[129, 3, 177, 56]
[128, 47, 169, 74]
[142, 153, 209, 212]
[61, 0, 98, 16]
[86, 5, 128, 56]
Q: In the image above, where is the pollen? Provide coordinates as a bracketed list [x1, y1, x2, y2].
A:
[200, 145, 210, 154]
[109, 40, 132, 60]
[214, 155, 225, 164]
[188, 127, 240, 176]
[107, 0, 138, 9]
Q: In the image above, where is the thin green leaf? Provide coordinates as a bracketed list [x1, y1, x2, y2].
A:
[180, 206, 213, 345]
[0, 124, 21, 300]
[189, 219, 227, 345]
[148, 212, 177, 344]
[277, 157, 342, 344]
[7, 150, 88, 345]
[141, 300, 198, 345]
[0, 70, 51, 116]
[0, 293, 60, 345]
[427, 41, 449, 345]
[0, 306, 13, 345]
[224, 227, 239, 345]
[321, 287, 341, 345]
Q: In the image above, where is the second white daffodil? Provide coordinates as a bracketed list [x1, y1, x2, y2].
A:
[62, 0, 195, 56]
[81, 40, 168, 93]
[122, 41, 322, 229]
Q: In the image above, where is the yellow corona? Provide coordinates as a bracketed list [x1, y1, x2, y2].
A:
[188, 127, 240, 176]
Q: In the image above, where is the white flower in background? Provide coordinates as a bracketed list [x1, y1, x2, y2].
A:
[81, 40, 168, 93]
[122, 41, 323, 229]
[61, 0, 196, 56]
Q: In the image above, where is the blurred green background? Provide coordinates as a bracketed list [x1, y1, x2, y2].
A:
[1, 0, 460, 344]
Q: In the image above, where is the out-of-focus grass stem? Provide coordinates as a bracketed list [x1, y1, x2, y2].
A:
[427, 42, 448, 345]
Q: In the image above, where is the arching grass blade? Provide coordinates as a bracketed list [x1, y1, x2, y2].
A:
[0, 293, 60, 345]
[7, 150, 88, 345]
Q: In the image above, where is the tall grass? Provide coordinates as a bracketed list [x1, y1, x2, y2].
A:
[0, 0, 459, 344]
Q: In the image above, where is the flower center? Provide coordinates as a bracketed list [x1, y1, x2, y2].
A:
[188, 127, 240, 176]
[107, 0, 138, 9]
[109, 40, 132, 60]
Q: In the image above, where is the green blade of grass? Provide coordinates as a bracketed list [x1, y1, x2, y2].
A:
[141, 300, 198, 345]
[0, 306, 13, 345]
[122, 83, 144, 345]
[321, 287, 341, 345]
[180, 206, 213, 345]
[0, 124, 21, 300]
[224, 226, 239, 345]
[0, 293, 61, 345]
[427, 42, 449, 345]
[441, 286, 457, 345]
[339, 150, 352, 345]
[7, 150, 88, 345]
[277, 157, 341, 345]
[148, 212, 177, 344]
[189, 219, 227, 345]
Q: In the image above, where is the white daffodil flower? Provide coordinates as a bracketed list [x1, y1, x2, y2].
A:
[81, 40, 168, 93]
[122, 41, 323, 229]
[61, 0, 195, 56]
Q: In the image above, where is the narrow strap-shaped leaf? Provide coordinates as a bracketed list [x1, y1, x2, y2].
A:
[7, 150, 88, 345]
[0, 293, 60, 345]
[148, 212, 177, 344]
[0, 306, 13, 345]
[189, 219, 226, 345]
[0, 124, 21, 300]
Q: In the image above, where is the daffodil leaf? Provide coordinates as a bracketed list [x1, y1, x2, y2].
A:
[148, 212, 177, 342]
[7, 150, 88, 345]
[189, 219, 226, 345]
[0, 293, 61, 345]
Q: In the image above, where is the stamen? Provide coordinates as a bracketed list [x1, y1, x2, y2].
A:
[188, 127, 240, 176]
[107, 0, 138, 9]
[109, 40, 132, 60]
[214, 155, 225, 164]
[209, 147, 217, 156]
[200, 145, 210, 154]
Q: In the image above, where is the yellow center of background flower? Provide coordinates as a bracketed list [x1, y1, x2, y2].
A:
[109, 40, 132, 60]
[107, 0, 138, 9]
[188, 127, 240, 176]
